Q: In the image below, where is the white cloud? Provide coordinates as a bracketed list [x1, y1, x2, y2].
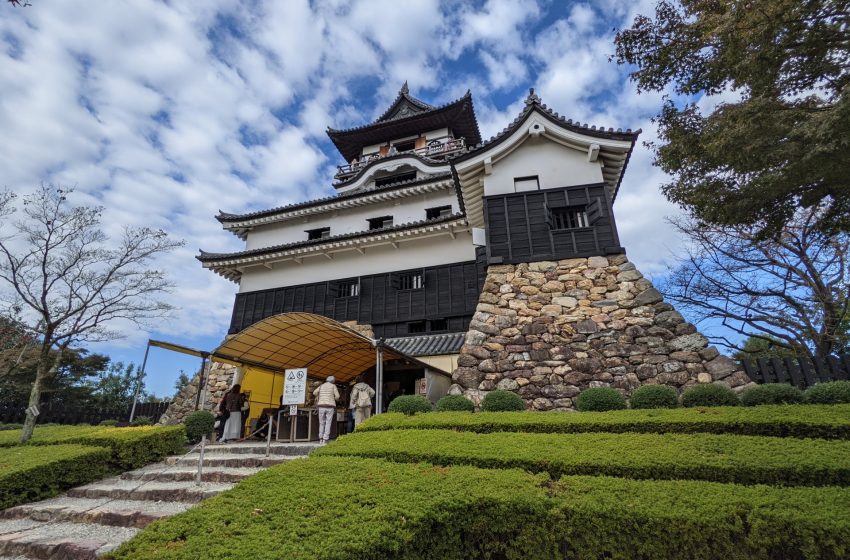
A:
[0, 0, 702, 393]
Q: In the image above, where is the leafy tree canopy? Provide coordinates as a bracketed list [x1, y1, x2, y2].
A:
[733, 336, 802, 362]
[616, 0, 850, 235]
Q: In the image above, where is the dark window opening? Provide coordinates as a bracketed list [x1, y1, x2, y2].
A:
[426, 205, 453, 220]
[374, 172, 416, 187]
[398, 271, 424, 290]
[408, 321, 426, 334]
[368, 215, 394, 230]
[306, 227, 330, 240]
[429, 318, 448, 332]
[514, 175, 540, 192]
[335, 279, 359, 298]
[393, 140, 416, 152]
[549, 206, 589, 229]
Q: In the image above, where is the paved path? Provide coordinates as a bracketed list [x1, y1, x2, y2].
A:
[0, 441, 319, 559]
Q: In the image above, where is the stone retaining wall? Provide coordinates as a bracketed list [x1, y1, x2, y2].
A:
[450, 255, 754, 410]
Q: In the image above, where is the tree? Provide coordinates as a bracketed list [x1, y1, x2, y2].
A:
[174, 370, 190, 396]
[0, 186, 183, 441]
[732, 335, 800, 362]
[662, 206, 849, 361]
[615, 0, 850, 235]
[86, 361, 145, 414]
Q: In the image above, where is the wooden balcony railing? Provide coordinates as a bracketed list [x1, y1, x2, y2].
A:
[335, 137, 466, 181]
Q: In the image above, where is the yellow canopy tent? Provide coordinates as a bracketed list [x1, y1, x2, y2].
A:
[208, 312, 449, 423]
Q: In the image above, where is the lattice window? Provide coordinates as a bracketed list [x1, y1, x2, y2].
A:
[306, 227, 330, 240]
[397, 271, 424, 290]
[549, 206, 589, 229]
[368, 215, 394, 230]
[335, 279, 359, 298]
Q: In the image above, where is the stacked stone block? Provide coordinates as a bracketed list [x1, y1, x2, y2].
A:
[450, 255, 754, 411]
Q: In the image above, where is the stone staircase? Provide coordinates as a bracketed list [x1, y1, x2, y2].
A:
[0, 441, 319, 559]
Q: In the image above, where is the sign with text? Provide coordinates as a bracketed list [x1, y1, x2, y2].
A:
[282, 368, 307, 405]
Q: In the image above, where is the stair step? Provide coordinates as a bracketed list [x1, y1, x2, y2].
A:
[198, 442, 319, 456]
[166, 453, 300, 468]
[0, 519, 137, 560]
[66, 478, 235, 504]
[1, 497, 194, 529]
[121, 466, 262, 483]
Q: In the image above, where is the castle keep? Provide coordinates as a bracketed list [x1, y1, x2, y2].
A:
[196, 85, 752, 414]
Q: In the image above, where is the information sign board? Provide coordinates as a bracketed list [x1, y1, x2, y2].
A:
[282, 368, 307, 405]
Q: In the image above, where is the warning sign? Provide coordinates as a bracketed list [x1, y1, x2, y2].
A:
[282, 368, 307, 405]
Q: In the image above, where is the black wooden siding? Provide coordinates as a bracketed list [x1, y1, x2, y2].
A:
[229, 248, 488, 339]
[484, 183, 623, 264]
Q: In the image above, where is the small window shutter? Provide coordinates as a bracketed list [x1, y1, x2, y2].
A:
[586, 198, 603, 224]
[390, 273, 400, 289]
[544, 205, 553, 228]
[414, 137, 426, 149]
[379, 145, 389, 156]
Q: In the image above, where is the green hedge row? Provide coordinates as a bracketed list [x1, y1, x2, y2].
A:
[0, 425, 186, 470]
[318, 429, 850, 486]
[107, 456, 850, 560]
[0, 444, 111, 510]
[357, 404, 850, 439]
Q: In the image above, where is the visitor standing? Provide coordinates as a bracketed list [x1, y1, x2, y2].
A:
[313, 376, 339, 444]
[220, 384, 245, 443]
[349, 375, 375, 428]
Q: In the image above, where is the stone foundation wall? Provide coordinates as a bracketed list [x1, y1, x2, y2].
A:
[450, 255, 754, 410]
[158, 362, 238, 425]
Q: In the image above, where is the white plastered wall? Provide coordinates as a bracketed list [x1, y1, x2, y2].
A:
[483, 137, 603, 196]
[244, 189, 460, 251]
[238, 232, 476, 292]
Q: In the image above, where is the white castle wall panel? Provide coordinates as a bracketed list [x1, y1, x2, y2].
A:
[239, 233, 476, 292]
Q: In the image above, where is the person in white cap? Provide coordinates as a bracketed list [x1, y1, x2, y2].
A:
[313, 375, 340, 444]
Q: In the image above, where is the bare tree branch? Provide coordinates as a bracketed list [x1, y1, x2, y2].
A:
[0, 186, 184, 441]
[660, 206, 850, 361]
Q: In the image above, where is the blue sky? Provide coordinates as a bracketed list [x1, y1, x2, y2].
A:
[0, 0, 725, 397]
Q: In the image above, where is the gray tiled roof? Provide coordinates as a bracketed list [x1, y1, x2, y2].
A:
[385, 332, 466, 357]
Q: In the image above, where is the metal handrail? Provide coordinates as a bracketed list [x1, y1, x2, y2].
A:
[335, 137, 466, 178]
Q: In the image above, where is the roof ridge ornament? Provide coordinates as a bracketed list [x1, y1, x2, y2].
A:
[525, 87, 540, 105]
[400, 80, 409, 94]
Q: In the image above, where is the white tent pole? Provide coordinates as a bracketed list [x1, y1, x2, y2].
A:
[375, 340, 384, 415]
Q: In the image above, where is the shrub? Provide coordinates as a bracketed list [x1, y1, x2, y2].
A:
[358, 406, 850, 439]
[107, 456, 850, 560]
[99, 419, 120, 427]
[436, 395, 475, 412]
[805, 381, 850, 405]
[0, 444, 111, 510]
[318, 429, 850, 487]
[481, 390, 525, 412]
[576, 387, 626, 412]
[741, 384, 804, 406]
[681, 384, 740, 407]
[130, 415, 153, 426]
[184, 410, 215, 444]
[387, 395, 433, 415]
[629, 385, 678, 409]
[0, 423, 23, 431]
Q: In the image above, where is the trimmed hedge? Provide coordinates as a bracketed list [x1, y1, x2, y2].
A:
[480, 390, 525, 411]
[356, 405, 850, 439]
[629, 385, 678, 409]
[317, 429, 850, 486]
[387, 395, 433, 415]
[106, 456, 850, 560]
[682, 384, 740, 407]
[107, 457, 555, 560]
[0, 444, 111, 510]
[435, 395, 474, 412]
[0, 425, 186, 470]
[576, 387, 626, 411]
[184, 410, 215, 444]
[741, 384, 804, 406]
[805, 380, 850, 404]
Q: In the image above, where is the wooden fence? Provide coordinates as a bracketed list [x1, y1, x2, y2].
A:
[0, 400, 172, 425]
[740, 354, 850, 389]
